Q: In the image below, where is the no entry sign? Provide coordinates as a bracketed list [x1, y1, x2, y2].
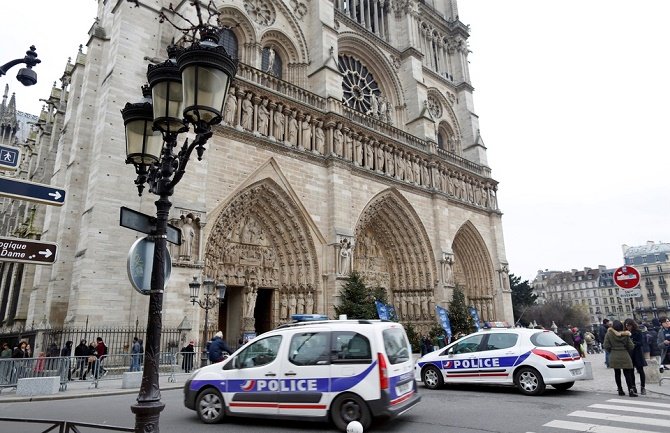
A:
[614, 266, 641, 289]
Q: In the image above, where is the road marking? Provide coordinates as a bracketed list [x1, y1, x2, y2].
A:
[590, 403, 670, 416]
[569, 410, 666, 427]
[544, 420, 657, 433]
[606, 398, 670, 408]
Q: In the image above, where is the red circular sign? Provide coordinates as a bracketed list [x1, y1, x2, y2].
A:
[614, 266, 641, 289]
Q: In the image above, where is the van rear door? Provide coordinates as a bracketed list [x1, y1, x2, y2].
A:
[382, 326, 415, 405]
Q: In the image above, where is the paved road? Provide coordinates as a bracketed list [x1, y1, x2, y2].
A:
[2, 384, 669, 432]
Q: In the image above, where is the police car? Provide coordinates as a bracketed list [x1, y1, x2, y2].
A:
[415, 326, 586, 396]
[184, 316, 421, 431]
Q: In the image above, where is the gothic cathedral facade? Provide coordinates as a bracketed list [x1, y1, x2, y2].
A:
[0, 0, 512, 342]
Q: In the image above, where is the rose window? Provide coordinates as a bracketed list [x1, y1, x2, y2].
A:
[338, 55, 381, 114]
[427, 96, 442, 119]
[244, 0, 276, 26]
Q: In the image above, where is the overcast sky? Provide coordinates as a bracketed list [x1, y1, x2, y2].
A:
[2, 1, 668, 283]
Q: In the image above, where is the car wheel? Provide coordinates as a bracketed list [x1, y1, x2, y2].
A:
[331, 393, 372, 432]
[552, 381, 575, 391]
[196, 388, 225, 424]
[422, 365, 444, 390]
[514, 367, 546, 396]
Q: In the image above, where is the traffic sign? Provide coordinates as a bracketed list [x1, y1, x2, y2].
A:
[0, 144, 21, 171]
[127, 236, 172, 295]
[0, 177, 66, 206]
[119, 206, 181, 246]
[0, 236, 58, 265]
[614, 265, 641, 289]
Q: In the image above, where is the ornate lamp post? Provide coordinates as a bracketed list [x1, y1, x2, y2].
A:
[120, 20, 237, 433]
[189, 276, 226, 367]
[0, 45, 41, 86]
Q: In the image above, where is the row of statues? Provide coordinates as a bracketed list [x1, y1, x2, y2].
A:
[222, 87, 498, 210]
[393, 290, 435, 321]
[279, 289, 315, 319]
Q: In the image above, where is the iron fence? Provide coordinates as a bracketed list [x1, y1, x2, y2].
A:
[0, 417, 134, 432]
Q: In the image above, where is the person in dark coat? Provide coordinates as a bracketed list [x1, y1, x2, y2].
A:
[207, 331, 232, 363]
[181, 341, 195, 373]
[74, 339, 89, 380]
[603, 320, 637, 397]
[599, 319, 612, 367]
[625, 319, 647, 395]
[60, 341, 73, 381]
[560, 326, 575, 347]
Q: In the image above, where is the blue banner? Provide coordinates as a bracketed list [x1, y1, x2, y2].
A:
[435, 305, 452, 339]
[387, 304, 398, 322]
[468, 306, 481, 331]
[375, 300, 390, 320]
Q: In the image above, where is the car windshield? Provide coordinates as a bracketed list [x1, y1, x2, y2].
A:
[530, 331, 570, 347]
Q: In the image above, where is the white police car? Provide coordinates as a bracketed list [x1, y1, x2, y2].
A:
[184, 316, 420, 431]
[415, 327, 586, 395]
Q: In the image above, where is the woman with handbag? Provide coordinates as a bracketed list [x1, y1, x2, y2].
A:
[604, 320, 637, 397]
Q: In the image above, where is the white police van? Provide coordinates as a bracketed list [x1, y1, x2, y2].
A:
[184, 315, 421, 431]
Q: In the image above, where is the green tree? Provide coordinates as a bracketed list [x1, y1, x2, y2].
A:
[334, 272, 387, 319]
[510, 273, 537, 326]
[448, 286, 474, 334]
[524, 301, 590, 330]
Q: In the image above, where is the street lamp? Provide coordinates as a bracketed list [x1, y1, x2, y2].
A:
[189, 276, 226, 367]
[121, 21, 237, 433]
[0, 45, 41, 86]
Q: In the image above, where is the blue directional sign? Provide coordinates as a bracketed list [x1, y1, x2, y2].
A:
[0, 177, 66, 206]
[0, 145, 21, 171]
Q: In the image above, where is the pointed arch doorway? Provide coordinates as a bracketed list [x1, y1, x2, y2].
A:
[204, 179, 320, 343]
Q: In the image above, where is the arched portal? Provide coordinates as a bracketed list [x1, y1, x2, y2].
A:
[452, 221, 496, 321]
[353, 189, 437, 325]
[204, 179, 320, 341]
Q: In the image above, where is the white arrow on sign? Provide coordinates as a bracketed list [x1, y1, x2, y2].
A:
[39, 249, 53, 258]
[48, 191, 62, 200]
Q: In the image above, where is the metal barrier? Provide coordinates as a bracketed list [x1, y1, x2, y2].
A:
[0, 417, 133, 432]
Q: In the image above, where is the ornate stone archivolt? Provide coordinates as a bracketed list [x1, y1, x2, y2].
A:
[452, 221, 495, 321]
[353, 188, 437, 322]
[204, 179, 320, 293]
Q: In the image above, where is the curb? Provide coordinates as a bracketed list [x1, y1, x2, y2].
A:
[0, 384, 183, 404]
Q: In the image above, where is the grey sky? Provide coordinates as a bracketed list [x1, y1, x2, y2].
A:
[2, 0, 668, 282]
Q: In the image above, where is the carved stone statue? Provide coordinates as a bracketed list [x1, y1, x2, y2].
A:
[305, 291, 314, 314]
[288, 112, 298, 146]
[179, 217, 196, 259]
[344, 132, 353, 161]
[354, 137, 363, 165]
[339, 238, 352, 275]
[315, 122, 325, 154]
[333, 125, 344, 156]
[280, 293, 288, 319]
[257, 100, 269, 136]
[365, 142, 374, 169]
[369, 93, 379, 116]
[224, 91, 237, 125]
[297, 292, 305, 314]
[241, 93, 253, 130]
[273, 108, 285, 140]
[301, 115, 312, 149]
[245, 286, 258, 317]
[375, 145, 384, 172]
[288, 292, 297, 316]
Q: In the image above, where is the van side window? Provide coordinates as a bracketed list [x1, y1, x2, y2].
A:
[289, 332, 330, 366]
[237, 335, 282, 369]
[382, 328, 410, 364]
[331, 332, 372, 364]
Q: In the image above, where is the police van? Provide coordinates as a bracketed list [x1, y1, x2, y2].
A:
[184, 316, 421, 431]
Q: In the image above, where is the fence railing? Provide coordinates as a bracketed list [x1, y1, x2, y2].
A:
[0, 417, 134, 432]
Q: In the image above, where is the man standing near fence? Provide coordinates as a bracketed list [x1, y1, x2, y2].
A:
[130, 337, 141, 372]
[74, 340, 89, 380]
[95, 337, 108, 378]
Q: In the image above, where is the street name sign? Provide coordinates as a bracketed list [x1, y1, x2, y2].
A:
[0, 144, 21, 171]
[614, 265, 641, 298]
[119, 206, 181, 246]
[0, 177, 66, 206]
[0, 237, 58, 265]
[127, 236, 172, 295]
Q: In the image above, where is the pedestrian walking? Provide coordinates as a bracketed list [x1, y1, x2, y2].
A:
[74, 339, 89, 380]
[603, 320, 637, 397]
[625, 319, 647, 395]
[648, 320, 661, 368]
[572, 327, 585, 357]
[129, 337, 142, 372]
[657, 316, 670, 372]
[599, 319, 612, 367]
[181, 341, 195, 373]
[95, 337, 108, 377]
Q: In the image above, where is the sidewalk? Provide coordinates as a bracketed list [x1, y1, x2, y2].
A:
[0, 372, 190, 403]
[2, 353, 670, 403]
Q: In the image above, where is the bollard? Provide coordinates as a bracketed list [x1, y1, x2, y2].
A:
[347, 421, 363, 433]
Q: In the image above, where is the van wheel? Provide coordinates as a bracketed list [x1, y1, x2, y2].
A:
[196, 388, 225, 423]
[331, 393, 371, 432]
[515, 367, 546, 396]
[422, 365, 444, 390]
[552, 382, 574, 391]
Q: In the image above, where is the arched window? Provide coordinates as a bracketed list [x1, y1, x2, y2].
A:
[261, 46, 282, 78]
[338, 55, 381, 114]
[221, 28, 238, 59]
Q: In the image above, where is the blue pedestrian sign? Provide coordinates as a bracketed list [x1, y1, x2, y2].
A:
[0, 177, 66, 206]
[0, 145, 21, 171]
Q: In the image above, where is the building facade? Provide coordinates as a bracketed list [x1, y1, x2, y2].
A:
[0, 0, 512, 345]
[623, 241, 670, 321]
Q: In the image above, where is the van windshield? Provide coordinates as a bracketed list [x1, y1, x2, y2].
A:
[382, 328, 410, 365]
